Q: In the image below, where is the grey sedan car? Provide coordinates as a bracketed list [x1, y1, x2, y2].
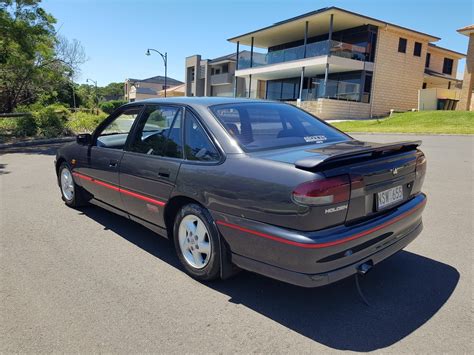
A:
[55, 98, 427, 287]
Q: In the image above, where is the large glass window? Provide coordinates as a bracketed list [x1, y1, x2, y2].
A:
[184, 111, 219, 161]
[266, 78, 300, 101]
[210, 103, 349, 151]
[96, 106, 142, 149]
[127, 105, 183, 158]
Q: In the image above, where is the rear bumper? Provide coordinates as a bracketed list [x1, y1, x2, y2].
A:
[232, 221, 422, 287]
[213, 193, 426, 287]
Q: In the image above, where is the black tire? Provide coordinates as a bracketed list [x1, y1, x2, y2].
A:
[173, 203, 221, 281]
[58, 163, 89, 208]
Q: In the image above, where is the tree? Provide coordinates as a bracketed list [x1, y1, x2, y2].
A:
[0, 0, 86, 112]
[98, 82, 124, 101]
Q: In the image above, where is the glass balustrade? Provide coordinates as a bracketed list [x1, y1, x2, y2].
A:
[237, 40, 368, 70]
[302, 79, 361, 102]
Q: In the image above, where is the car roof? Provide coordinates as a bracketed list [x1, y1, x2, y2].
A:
[123, 97, 274, 109]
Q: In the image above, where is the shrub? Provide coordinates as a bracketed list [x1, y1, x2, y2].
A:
[0, 118, 18, 137]
[14, 114, 37, 136]
[99, 100, 127, 114]
[66, 111, 108, 134]
[0, 115, 37, 137]
[34, 104, 69, 138]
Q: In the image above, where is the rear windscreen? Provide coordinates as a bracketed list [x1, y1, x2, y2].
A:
[210, 102, 349, 151]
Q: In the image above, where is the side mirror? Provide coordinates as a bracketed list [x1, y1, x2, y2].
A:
[76, 133, 92, 146]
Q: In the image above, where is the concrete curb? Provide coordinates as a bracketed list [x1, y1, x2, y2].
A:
[0, 136, 75, 149]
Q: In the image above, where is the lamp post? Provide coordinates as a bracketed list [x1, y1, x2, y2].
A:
[86, 78, 98, 114]
[146, 48, 168, 98]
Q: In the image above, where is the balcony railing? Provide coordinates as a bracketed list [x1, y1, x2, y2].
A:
[302, 79, 361, 102]
[238, 40, 367, 70]
[210, 72, 233, 86]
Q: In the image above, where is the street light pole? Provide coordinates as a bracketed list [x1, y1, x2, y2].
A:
[146, 48, 168, 98]
[86, 78, 98, 114]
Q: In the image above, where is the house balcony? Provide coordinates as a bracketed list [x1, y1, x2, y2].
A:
[238, 40, 367, 70]
[235, 40, 372, 80]
[210, 72, 233, 86]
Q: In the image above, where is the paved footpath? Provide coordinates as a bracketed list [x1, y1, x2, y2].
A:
[0, 135, 472, 353]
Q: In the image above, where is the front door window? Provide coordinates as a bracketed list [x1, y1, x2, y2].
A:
[96, 106, 142, 149]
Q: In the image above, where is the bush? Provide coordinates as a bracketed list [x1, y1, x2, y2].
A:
[0, 115, 37, 138]
[99, 100, 127, 114]
[66, 111, 108, 134]
[14, 114, 37, 136]
[34, 104, 69, 138]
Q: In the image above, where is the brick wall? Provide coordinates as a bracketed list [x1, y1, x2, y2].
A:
[371, 28, 428, 116]
[427, 49, 459, 77]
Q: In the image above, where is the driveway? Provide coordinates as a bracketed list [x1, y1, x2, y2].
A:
[0, 134, 472, 353]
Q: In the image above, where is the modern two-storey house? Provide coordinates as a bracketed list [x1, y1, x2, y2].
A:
[185, 52, 251, 98]
[226, 7, 464, 119]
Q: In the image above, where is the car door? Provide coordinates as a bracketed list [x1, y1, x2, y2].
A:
[119, 104, 184, 227]
[77, 105, 144, 210]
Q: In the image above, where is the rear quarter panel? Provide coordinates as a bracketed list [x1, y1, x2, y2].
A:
[173, 154, 346, 231]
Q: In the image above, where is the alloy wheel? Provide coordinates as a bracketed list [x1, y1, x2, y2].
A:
[60, 167, 75, 201]
[178, 214, 212, 269]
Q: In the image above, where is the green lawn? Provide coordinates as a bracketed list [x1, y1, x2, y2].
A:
[332, 111, 474, 134]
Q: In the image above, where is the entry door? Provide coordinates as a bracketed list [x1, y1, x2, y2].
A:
[78, 105, 143, 210]
[119, 105, 184, 227]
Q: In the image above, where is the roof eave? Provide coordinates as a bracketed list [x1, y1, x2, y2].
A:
[227, 6, 440, 46]
[428, 43, 466, 58]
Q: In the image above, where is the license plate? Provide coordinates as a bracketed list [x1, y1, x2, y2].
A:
[377, 185, 403, 210]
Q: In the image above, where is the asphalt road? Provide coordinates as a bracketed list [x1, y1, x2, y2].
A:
[1, 134, 472, 353]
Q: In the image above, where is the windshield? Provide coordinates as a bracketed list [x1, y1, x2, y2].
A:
[210, 102, 349, 151]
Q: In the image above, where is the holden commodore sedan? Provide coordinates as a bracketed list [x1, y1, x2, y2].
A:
[55, 98, 427, 287]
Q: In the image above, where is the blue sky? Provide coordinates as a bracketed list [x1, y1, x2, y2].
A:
[42, 0, 472, 85]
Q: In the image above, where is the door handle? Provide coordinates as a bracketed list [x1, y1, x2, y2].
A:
[158, 168, 170, 178]
[109, 159, 119, 168]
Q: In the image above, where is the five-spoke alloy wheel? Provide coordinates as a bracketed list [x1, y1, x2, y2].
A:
[58, 163, 88, 208]
[60, 166, 75, 202]
[173, 204, 221, 281]
[178, 214, 212, 269]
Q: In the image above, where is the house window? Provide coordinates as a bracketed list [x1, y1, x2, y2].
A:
[425, 53, 431, 68]
[422, 82, 427, 89]
[222, 63, 229, 73]
[414, 42, 422, 57]
[442, 58, 454, 75]
[398, 38, 407, 53]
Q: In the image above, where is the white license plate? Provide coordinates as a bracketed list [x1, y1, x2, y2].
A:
[377, 185, 403, 210]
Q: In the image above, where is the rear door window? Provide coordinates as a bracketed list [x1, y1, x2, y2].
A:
[184, 111, 220, 162]
[210, 102, 348, 151]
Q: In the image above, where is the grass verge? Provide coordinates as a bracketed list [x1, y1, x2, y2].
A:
[332, 111, 474, 134]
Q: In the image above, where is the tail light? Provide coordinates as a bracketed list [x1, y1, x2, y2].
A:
[412, 152, 426, 194]
[292, 175, 350, 206]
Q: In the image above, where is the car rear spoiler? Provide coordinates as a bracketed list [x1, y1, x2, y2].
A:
[295, 140, 422, 171]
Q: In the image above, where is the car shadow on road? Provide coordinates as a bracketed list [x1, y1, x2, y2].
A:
[79, 206, 459, 352]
